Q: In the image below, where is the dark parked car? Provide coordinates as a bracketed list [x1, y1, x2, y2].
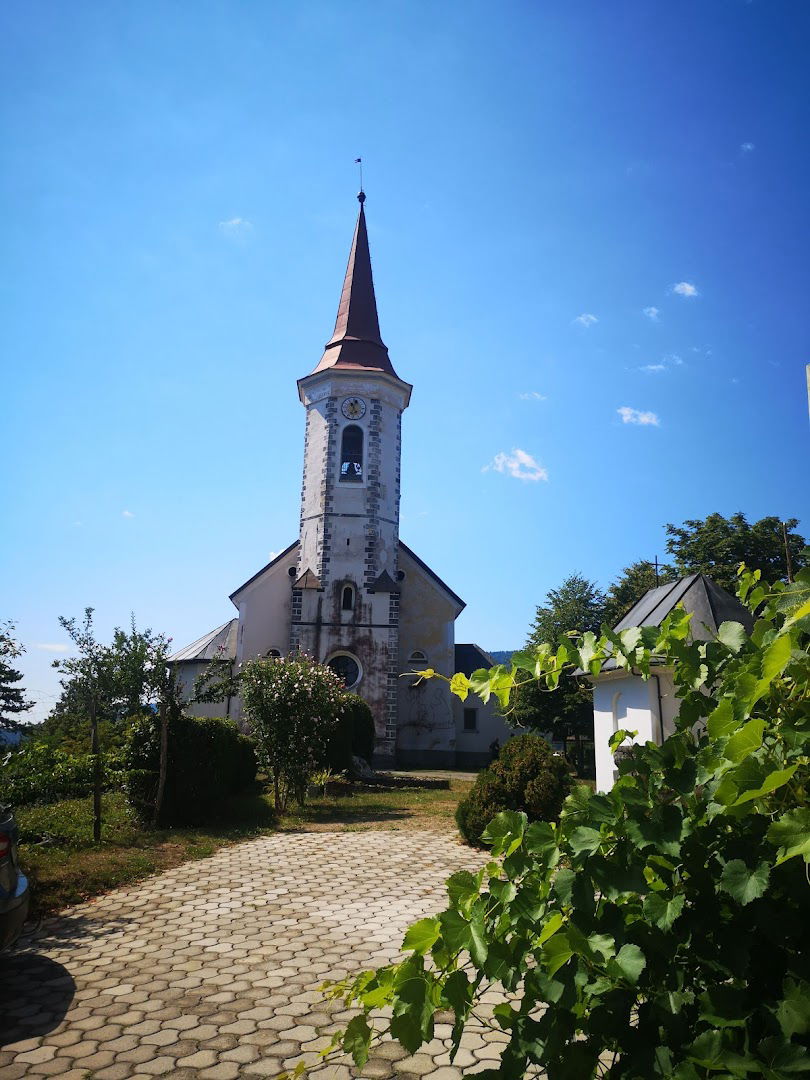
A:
[0, 804, 29, 950]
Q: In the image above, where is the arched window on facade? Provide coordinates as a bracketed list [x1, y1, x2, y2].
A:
[266, 648, 282, 659]
[408, 650, 428, 667]
[341, 585, 354, 611]
[340, 425, 363, 482]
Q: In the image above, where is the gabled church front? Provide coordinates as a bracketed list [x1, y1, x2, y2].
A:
[172, 192, 510, 768]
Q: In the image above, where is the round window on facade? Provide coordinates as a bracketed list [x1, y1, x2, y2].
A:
[327, 652, 362, 689]
[266, 649, 282, 659]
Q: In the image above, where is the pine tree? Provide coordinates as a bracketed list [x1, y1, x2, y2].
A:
[0, 621, 33, 731]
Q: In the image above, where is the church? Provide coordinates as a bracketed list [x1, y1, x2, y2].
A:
[171, 192, 511, 768]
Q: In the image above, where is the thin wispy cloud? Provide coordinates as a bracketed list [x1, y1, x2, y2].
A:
[618, 406, 660, 426]
[740, 142, 755, 153]
[519, 391, 548, 401]
[643, 306, 660, 321]
[34, 643, 70, 653]
[573, 313, 598, 327]
[484, 448, 548, 482]
[218, 217, 254, 237]
[122, 510, 135, 519]
[672, 281, 698, 298]
[639, 353, 682, 374]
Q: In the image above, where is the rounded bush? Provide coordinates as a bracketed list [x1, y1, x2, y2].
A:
[124, 713, 256, 826]
[456, 733, 570, 847]
[325, 693, 377, 774]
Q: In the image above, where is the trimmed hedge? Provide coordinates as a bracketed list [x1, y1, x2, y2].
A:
[124, 714, 256, 826]
[0, 742, 126, 807]
[325, 693, 376, 774]
[456, 733, 570, 847]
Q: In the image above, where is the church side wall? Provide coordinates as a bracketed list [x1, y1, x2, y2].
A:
[453, 696, 514, 771]
[175, 662, 238, 721]
[396, 550, 458, 769]
[236, 557, 298, 666]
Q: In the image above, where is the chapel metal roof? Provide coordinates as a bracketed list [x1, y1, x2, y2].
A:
[168, 618, 238, 663]
[612, 573, 753, 639]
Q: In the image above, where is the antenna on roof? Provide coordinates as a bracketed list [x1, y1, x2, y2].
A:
[355, 157, 364, 200]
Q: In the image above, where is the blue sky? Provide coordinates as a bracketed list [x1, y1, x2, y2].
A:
[3, 1, 808, 721]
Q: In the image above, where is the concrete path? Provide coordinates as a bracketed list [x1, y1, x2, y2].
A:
[0, 831, 511, 1078]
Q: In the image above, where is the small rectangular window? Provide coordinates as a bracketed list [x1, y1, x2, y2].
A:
[463, 708, 477, 732]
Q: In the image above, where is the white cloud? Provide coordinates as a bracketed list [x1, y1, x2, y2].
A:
[484, 448, 549, 482]
[219, 217, 254, 236]
[618, 406, 660, 426]
[34, 643, 70, 653]
[122, 509, 135, 518]
[573, 313, 598, 327]
[519, 391, 548, 401]
[639, 352, 682, 374]
[672, 281, 698, 298]
[643, 306, 660, 321]
[740, 142, 755, 153]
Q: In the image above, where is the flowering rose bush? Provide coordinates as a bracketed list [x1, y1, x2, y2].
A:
[240, 655, 346, 812]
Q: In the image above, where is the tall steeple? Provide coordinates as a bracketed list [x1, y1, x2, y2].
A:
[311, 192, 400, 378]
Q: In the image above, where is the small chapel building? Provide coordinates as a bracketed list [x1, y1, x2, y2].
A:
[171, 192, 510, 768]
[590, 573, 753, 791]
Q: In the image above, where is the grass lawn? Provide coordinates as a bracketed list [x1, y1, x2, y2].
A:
[16, 774, 474, 918]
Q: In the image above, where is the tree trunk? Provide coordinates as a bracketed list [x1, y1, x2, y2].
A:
[273, 771, 281, 814]
[90, 697, 102, 843]
[153, 702, 169, 828]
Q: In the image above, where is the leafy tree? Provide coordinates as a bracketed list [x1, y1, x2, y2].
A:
[51, 612, 180, 835]
[603, 559, 678, 627]
[52, 610, 114, 841]
[311, 566, 810, 1077]
[240, 654, 345, 812]
[0, 621, 33, 732]
[510, 575, 606, 771]
[666, 512, 806, 592]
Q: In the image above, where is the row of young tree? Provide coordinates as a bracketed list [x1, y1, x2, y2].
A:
[510, 513, 807, 761]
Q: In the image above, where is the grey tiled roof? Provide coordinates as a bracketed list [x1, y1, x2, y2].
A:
[455, 643, 495, 675]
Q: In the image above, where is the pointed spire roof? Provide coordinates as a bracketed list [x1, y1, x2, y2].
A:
[311, 193, 401, 377]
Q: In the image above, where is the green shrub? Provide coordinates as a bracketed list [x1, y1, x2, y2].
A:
[322, 567, 810, 1078]
[325, 693, 376, 773]
[124, 714, 256, 826]
[0, 742, 126, 806]
[455, 733, 570, 846]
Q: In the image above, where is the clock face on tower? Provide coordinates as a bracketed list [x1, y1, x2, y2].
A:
[341, 396, 366, 420]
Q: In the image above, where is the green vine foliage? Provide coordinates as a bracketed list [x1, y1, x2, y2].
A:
[304, 568, 810, 1079]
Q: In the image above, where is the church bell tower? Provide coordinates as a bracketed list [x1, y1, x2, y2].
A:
[291, 192, 412, 760]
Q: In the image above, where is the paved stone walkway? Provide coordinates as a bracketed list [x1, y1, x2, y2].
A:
[1, 831, 511, 1078]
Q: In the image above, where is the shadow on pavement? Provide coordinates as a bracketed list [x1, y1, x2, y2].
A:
[0, 953, 76, 1046]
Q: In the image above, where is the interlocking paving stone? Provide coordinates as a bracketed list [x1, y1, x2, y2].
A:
[0, 830, 523, 1076]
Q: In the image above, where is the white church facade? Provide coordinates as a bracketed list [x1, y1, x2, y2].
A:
[171, 192, 510, 768]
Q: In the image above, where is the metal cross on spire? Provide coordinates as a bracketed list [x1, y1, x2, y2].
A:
[355, 157, 364, 198]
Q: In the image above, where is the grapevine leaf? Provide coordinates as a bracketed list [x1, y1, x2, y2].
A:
[776, 979, 810, 1038]
[768, 808, 810, 865]
[717, 621, 747, 654]
[643, 892, 685, 930]
[402, 918, 440, 956]
[607, 944, 646, 985]
[342, 1014, 372, 1068]
[719, 859, 770, 905]
[724, 718, 765, 763]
